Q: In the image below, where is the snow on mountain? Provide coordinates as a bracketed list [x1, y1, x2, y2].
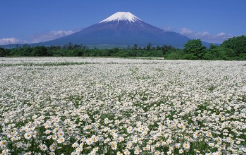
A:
[38, 12, 205, 48]
[100, 12, 141, 23]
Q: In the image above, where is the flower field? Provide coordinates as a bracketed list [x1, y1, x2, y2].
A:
[0, 57, 246, 155]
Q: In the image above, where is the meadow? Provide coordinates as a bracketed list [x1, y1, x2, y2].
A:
[0, 57, 246, 155]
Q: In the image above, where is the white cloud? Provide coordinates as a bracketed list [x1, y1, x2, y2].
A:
[180, 28, 193, 35]
[163, 27, 173, 32]
[31, 30, 80, 43]
[0, 29, 80, 45]
[179, 28, 233, 43]
[0, 38, 27, 45]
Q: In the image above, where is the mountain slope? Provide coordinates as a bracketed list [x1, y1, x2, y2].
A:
[40, 12, 191, 48]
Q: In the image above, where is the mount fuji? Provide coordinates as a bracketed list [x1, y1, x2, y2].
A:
[39, 12, 192, 48]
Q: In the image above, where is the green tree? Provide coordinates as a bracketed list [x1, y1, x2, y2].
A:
[209, 44, 218, 50]
[21, 45, 33, 56]
[109, 48, 120, 56]
[165, 50, 184, 60]
[133, 44, 138, 50]
[0, 47, 5, 57]
[161, 45, 175, 55]
[146, 43, 152, 50]
[184, 39, 206, 59]
[204, 46, 231, 60]
[222, 35, 246, 56]
[32, 46, 49, 56]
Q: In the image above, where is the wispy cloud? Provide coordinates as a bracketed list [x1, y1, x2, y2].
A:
[0, 29, 80, 45]
[163, 27, 173, 32]
[31, 30, 80, 43]
[163, 27, 234, 43]
[179, 28, 233, 43]
[0, 38, 27, 45]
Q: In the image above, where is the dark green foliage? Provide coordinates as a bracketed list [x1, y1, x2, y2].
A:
[1, 36, 246, 60]
[204, 36, 246, 60]
[184, 39, 206, 59]
[0, 47, 10, 57]
[222, 35, 246, 56]
[0, 43, 172, 57]
[204, 46, 232, 60]
[0, 47, 5, 57]
[165, 50, 184, 60]
[182, 53, 198, 60]
[146, 43, 152, 50]
[32, 46, 50, 56]
[239, 53, 246, 60]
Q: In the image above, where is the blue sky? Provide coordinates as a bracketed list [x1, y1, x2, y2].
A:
[1, 0, 246, 45]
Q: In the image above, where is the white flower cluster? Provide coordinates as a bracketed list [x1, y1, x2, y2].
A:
[0, 57, 246, 154]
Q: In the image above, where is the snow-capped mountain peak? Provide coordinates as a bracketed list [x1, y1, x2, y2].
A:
[100, 12, 141, 23]
[41, 11, 192, 48]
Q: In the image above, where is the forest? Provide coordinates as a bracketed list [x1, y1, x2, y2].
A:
[0, 35, 246, 60]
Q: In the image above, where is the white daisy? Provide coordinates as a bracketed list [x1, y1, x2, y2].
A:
[24, 132, 32, 140]
[40, 144, 48, 151]
[57, 137, 65, 144]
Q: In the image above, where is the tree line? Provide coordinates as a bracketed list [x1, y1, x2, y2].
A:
[1, 35, 246, 60]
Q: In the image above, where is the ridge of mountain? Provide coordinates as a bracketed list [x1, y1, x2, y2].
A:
[31, 12, 212, 48]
